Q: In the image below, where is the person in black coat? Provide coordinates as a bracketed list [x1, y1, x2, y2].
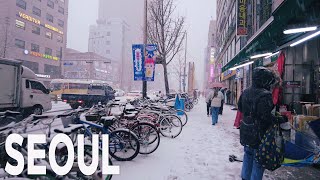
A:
[238, 67, 287, 180]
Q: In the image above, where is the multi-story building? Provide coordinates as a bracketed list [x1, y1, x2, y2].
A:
[88, 0, 144, 92]
[217, 0, 320, 111]
[0, 0, 68, 85]
[88, 18, 131, 90]
[204, 20, 218, 89]
[62, 48, 118, 87]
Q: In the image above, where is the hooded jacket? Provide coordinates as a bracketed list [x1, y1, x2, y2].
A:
[238, 67, 284, 146]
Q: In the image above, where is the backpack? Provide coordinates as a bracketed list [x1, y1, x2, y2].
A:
[255, 124, 284, 171]
[239, 91, 267, 148]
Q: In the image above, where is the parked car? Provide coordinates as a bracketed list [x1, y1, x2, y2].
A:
[127, 91, 143, 98]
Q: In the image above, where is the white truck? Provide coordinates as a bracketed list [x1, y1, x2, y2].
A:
[0, 58, 52, 115]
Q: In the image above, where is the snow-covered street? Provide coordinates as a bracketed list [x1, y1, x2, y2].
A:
[19, 99, 320, 179]
[112, 98, 320, 180]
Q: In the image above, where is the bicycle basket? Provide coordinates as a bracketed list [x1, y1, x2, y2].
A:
[61, 115, 76, 128]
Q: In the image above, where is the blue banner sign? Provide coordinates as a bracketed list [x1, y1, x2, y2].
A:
[132, 44, 145, 81]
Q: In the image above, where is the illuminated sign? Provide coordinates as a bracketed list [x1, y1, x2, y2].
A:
[36, 74, 51, 78]
[237, 0, 248, 36]
[30, 51, 59, 61]
[18, 12, 40, 25]
[18, 12, 63, 35]
[45, 24, 64, 35]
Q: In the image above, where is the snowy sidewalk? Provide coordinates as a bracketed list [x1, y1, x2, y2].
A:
[112, 98, 243, 180]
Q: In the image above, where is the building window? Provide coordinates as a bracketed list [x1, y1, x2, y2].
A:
[47, 0, 54, 9]
[106, 50, 110, 54]
[107, 32, 111, 36]
[46, 13, 53, 23]
[31, 43, 40, 52]
[58, 19, 64, 28]
[45, 48, 52, 55]
[32, 6, 41, 17]
[16, 0, 26, 10]
[58, 6, 64, 14]
[56, 49, 61, 58]
[45, 31, 52, 39]
[32, 25, 40, 35]
[57, 35, 63, 43]
[16, 20, 25, 30]
[15, 39, 25, 49]
[106, 41, 110, 45]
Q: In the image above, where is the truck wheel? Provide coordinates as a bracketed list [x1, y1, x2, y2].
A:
[70, 104, 79, 109]
[33, 105, 43, 115]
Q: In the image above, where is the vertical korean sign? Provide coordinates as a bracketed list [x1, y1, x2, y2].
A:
[132, 44, 145, 81]
[237, 0, 248, 36]
[144, 44, 157, 81]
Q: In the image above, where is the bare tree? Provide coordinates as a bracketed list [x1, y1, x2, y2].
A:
[148, 0, 186, 94]
[0, 17, 13, 58]
[169, 55, 184, 92]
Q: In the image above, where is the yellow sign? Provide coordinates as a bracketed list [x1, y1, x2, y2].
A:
[19, 12, 40, 25]
[18, 12, 63, 35]
[45, 24, 64, 35]
[30, 51, 59, 61]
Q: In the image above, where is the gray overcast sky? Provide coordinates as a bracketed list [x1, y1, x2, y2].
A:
[67, 0, 216, 89]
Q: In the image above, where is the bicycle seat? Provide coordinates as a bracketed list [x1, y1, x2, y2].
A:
[54, 124, 84, 135]
[101, 116, 115, 127]
[0, 110, 20, 116]
[124, 113, 136, 119]
[112, 111, 123, 117]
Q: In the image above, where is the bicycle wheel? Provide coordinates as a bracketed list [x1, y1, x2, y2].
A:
[174, 109, 188, 126]
[109, 129, 140, 161]
[131, 122, 160, 155]
[159, 115, 182, 138]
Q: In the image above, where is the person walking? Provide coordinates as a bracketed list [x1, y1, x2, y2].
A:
[219, 88, 225, 115]
[208, 88, 223, 125]
[226, 89, 231, 105]
[205, 88, 213, 116]
[238, 67, 287, 180]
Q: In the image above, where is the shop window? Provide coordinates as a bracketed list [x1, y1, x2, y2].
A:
[15, 20, 25, 30]
[20, 60, 39, 73]
[32, 25, 40, 35]
[46, 13, 53, 23]
[45, 47, 52, 55]
[15, 39, 25, 49]
[58, 19, 64, 28]
[45, 64, 60, 77]
[31, 43, 40, 52]
[47, 0, 54, 9]
[32, 6, 41, 17]
[45, 31, 52, 39]
[57, 35, 63, 43]
[16, 0, 26, 10]
[58, 6, 64, 14]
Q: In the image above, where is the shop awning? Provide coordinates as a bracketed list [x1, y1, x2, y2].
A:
[222, 0, 320, 72]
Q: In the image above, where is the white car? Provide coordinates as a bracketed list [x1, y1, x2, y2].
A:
[115, 89, 125, 97]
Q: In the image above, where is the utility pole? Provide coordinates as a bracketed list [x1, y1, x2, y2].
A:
[183, 31, 188, 92]
[142, 0, 148, 98]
